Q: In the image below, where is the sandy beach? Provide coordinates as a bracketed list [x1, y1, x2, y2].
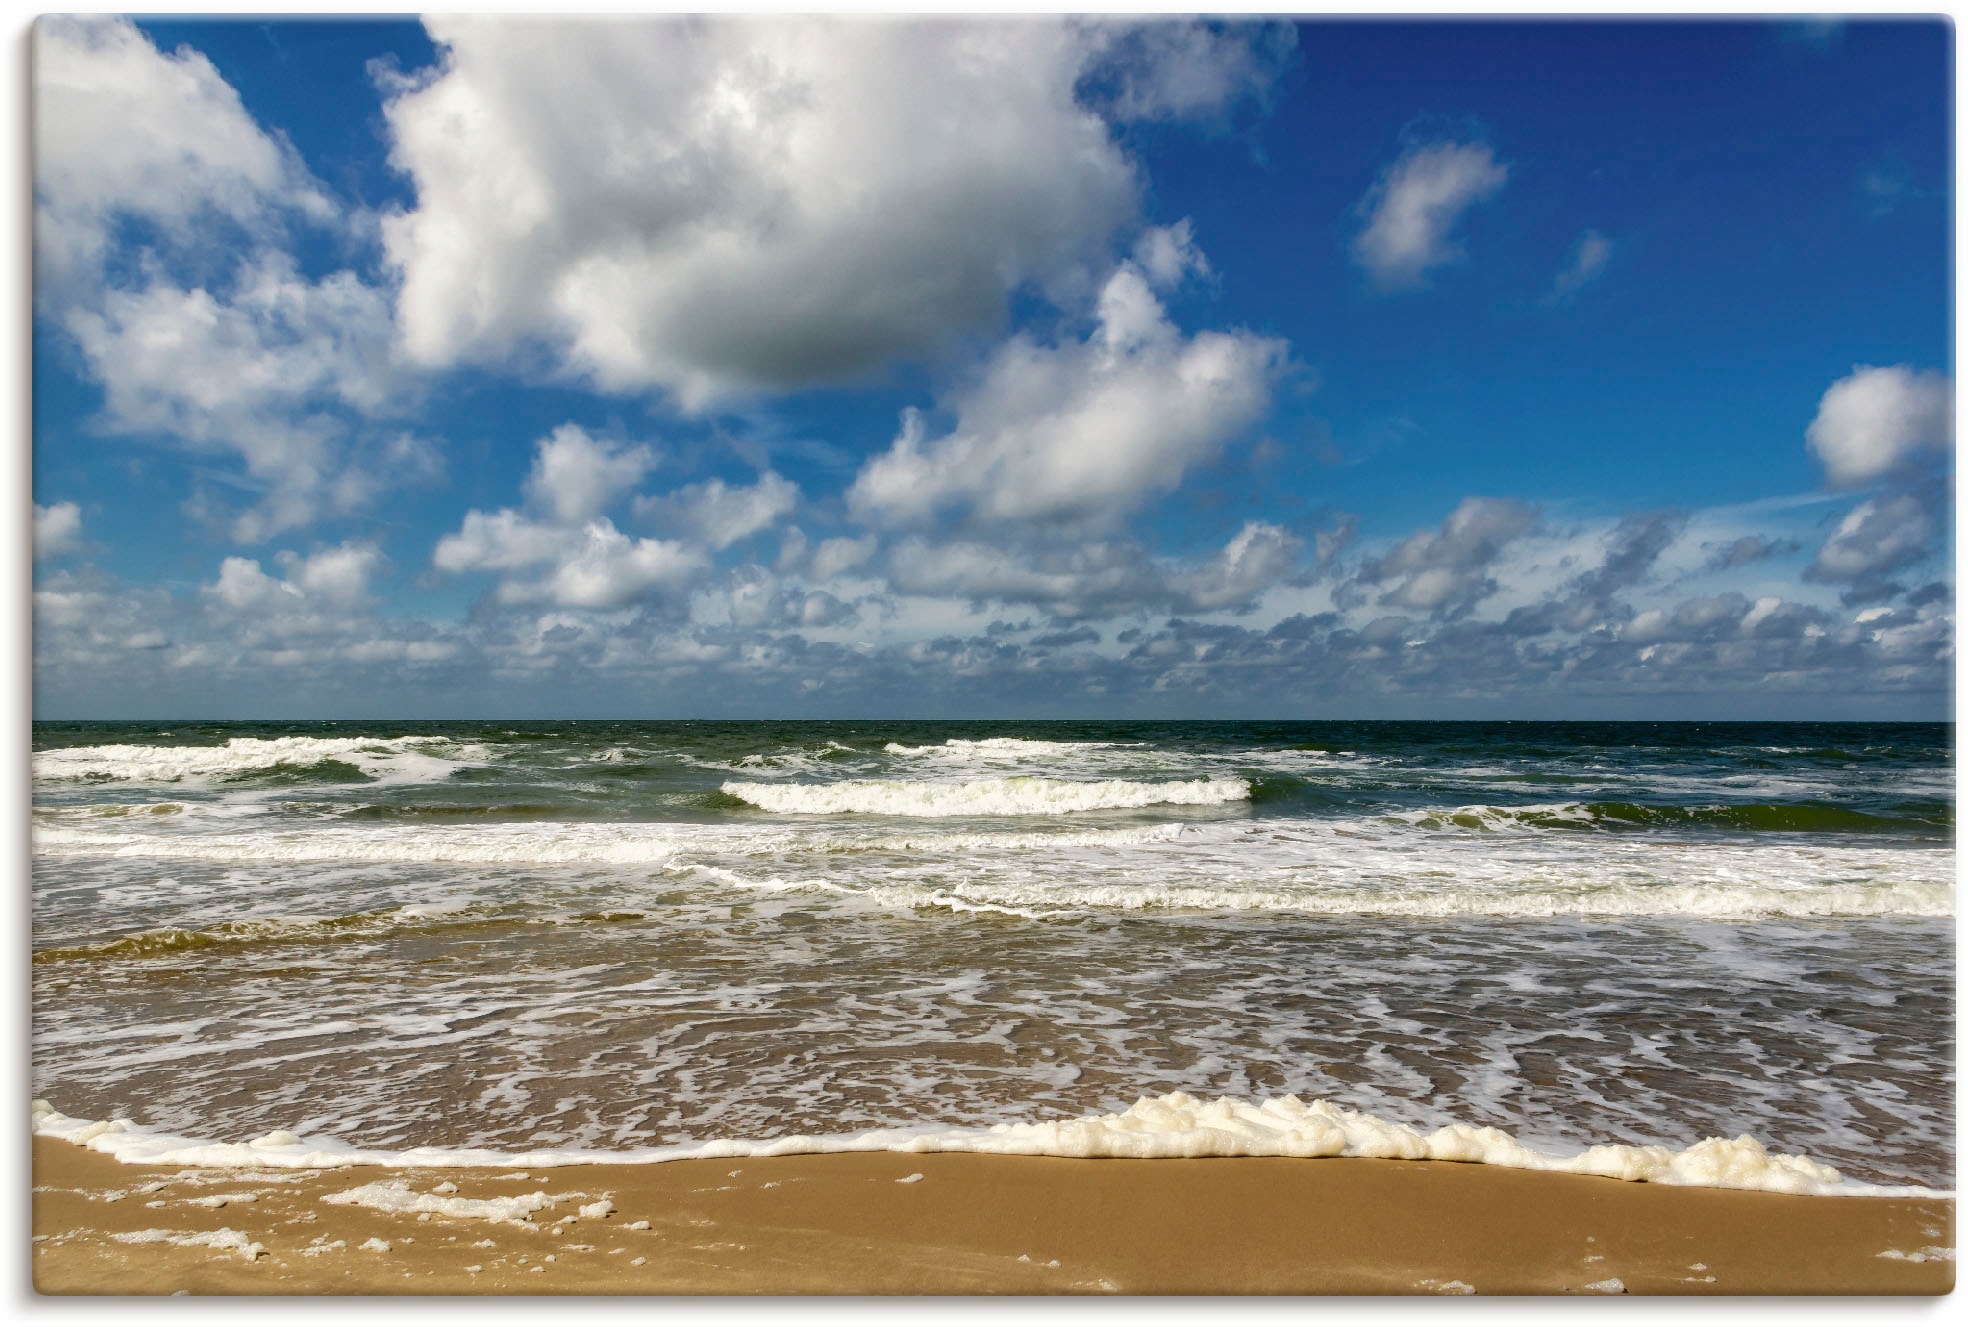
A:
[30, 1136, 1954, 1296]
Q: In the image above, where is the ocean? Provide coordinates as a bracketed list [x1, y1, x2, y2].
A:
[28, 719, 1955, 1193]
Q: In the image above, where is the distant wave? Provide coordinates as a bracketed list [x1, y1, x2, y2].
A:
[680, 741, 861, 775]
[721, 775, 1251, 816]
[32, 736, 491, 787]
[883, 737, 1135, 757]
[29, 1093, 1943, 1197]
[1396, 800, 1951, 836]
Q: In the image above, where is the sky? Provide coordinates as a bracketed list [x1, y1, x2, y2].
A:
[26, 14, 1956, 720]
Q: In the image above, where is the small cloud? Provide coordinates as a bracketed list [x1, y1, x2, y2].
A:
[33, 501, 84, 561]
[205, 540, 384, 614]
[1703, 534, 1801, 571]
[1805, 365, 1953, 490]
[1779, 18, 1844, 49]
[636, 472, 799, 551]
[524, 425, 657, 526]
[1546, 229, 1611, 303]
[1352, 139, 1508, 290]
[1858, 159, 1932, 218]
[1131, 219, 1210, 290]
[1862, 169, 1908, 216]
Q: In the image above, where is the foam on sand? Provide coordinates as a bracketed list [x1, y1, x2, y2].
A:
[721, 775, 1250, 816]
[322, 1180, 581, 1226]
[111, 1227, 265, 1261]
[29, 1093, 1945, 1198]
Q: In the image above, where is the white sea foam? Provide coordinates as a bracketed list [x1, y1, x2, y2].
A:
[682, 740, 861, 776]
[883, 738, 1132, 758]
[30, 812, 1953, 919]
[853, 878, 1951, 921]
[111, 1226, 265, 1260]
[32, 822, 688, 867]
[29, 1095, 1941, 1198]
[322, 1180, 566, 1226]
[33, 737, 492, 788]
[722, 776, 1250, 817]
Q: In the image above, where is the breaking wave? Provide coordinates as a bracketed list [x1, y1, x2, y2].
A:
[720, 775, 1251, 816]
[32, 736, 492, 788]
[1397, 800, 1951, 836]
[28, 1093, 1942, 1197]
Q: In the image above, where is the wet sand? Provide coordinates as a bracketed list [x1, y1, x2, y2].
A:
[30, 1136, 1954, 1296]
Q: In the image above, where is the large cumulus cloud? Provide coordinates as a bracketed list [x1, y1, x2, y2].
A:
[379, 17, 1283, 405]
[32, 15, 334, 300]
[35, 17, 426, 542]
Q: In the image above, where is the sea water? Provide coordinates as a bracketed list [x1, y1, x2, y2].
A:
[29, 719, 1955, 1192]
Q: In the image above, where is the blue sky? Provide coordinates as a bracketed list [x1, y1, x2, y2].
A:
[28, 15, 1954, 719]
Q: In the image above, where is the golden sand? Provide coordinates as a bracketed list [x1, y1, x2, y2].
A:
[30, 1136, 1954, 1296]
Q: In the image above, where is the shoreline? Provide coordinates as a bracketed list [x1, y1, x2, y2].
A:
[31, 1136, 1956, 1296]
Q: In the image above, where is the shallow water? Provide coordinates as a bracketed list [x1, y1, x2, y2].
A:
[30, 719, 1956, 1188]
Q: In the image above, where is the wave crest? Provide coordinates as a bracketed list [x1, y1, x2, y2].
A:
[32, 736, 491, 787]
[1398, 800, 1950, 836]
[29, 1092, 1940, 1196]
[721, 775, 1251, 817]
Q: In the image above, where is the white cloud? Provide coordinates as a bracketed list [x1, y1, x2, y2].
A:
[207, 556, 296, 613]
[34, 502, 83, 561]
[635, 471, 798, 550]
[205, 541, 383, 614]
[1805, 365, 1953, 489]
[379, 17, 1277, 405]
[523, 425, 656, 525]
[1352, 140, 1508, 290]
[492, 523, 705, 610]
[719, 566, 861, 631]
[878, 520, 1302, 620]
[1132, 220, 1210, 290]
[885, 537, 1153, 614]
[808, 534, 879, 583]
[34, 20, 426, 546]
[1549, 229, 1611, 301]
[61, 254, 404, 542]
[1362, 496, 1537, 614]
[849, 260, 1285, 528]
[281, 542, 385, 608]
[1167, 521, 1304, 612]
[435, 511, 703, 611]
[1807, 493, 1936, 584]
[432, 509, 577, 575]
[32, 15, 333, 298]
[1088, 20, 1293, 123]
[434, 506, 706, 609]
[1620, 593, 1750, 646]
[434, 425, 711, 610]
